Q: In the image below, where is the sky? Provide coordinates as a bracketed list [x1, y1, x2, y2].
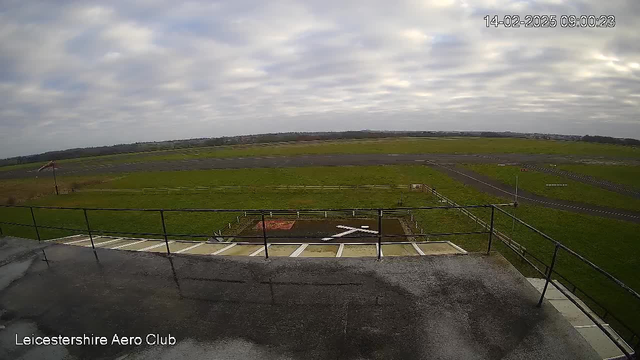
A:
[1, 0, 639, 158]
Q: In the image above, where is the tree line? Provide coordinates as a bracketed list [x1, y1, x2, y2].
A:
[1, 131, 637, 167]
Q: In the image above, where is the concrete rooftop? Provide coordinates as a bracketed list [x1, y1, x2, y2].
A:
[0, 236, 599, 360]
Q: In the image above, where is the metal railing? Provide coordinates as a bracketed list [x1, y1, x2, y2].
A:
[0, 204, 507, 258]
[0, 202, 638, 357]
[491, 206, 639, 359]
[422, 184, 638, 358]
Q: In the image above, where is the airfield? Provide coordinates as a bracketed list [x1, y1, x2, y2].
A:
[1, 137, 639, 358]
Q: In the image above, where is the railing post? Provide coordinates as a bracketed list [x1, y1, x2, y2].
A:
[537, 244, 560, 307]
[30, 207, 41, 242]
[377, 209, 382, 260]
[261, 212, 269, 259]
[160, 210, 170, 255]
[83, 209, 95, 250]
[487, 206, 495, 255]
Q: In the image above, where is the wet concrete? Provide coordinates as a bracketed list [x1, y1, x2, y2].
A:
[0, 237, 599, 360]
[0, 237, 47, 268]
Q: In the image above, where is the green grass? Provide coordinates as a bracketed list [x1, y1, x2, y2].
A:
[115, 137, 640, 163]
[0, 175, 119, 204]
[1, 164, 639, 338]
[557, 164, 640, 190]
[463, 164, 640, 212]
[3, 137, 639, 172]
[85, 165, 454, 189]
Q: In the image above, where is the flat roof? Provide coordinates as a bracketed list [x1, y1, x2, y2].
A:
[0, 237, 599, 359]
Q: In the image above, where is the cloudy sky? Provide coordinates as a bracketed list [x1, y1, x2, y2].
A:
[1, 0, 639, 157]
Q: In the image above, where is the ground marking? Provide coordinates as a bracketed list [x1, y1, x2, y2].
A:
[321, 225, 378, 241]
[45, 234, 84, 243]
[112, 239, 147, 249]
[211, 243, 236, 255]
[336, 244, 345, 257]
[139, 241, 173, 252]
[574, 324, 606, 329]
[321, 229, 359, 241]
[86, 238, 123, 247]
[412, 242, 426, 256]
[176, 242, 204, 254]
[65, 236, 101, 245]
[336, 225, 378, 234]
[447, 241, 468, 254]
[290, 244, 309, 257]
[249, 244, 270, 257]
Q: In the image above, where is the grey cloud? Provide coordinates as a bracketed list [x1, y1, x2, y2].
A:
[0, 0, 639, 158]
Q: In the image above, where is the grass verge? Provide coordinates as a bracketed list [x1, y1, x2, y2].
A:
[463, 164, 640, 212]
[0, 164, 638, 339]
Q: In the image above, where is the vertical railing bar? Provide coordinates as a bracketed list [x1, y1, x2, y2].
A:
[537, 244, 560, 308]
[83, 209, 95, 250]
[160, 210, 171, 255]
[261, 212, 269, 259]
[377, 209, 382, 260]
[487, 206, 495, 254]
[30, 207, 41, 242]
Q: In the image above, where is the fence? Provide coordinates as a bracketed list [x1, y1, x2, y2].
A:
[0, 204, 505, 258]
[422, 185, 639, 358]
[75, 184, 412, 194]
[0, 202, 638, 358]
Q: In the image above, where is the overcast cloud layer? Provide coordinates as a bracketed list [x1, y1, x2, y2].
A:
[1, 0, 639, 157]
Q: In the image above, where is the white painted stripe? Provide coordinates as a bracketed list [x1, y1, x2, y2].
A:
[574, 324, 605, 329]
[336, 225, 378, 234]
[250, 244, 270, 257]
[336, 243, 345, 257]
[377, 244, 384, 257]
[112, 240, 146, 249]
[139, 241, 173, 252]
[211, 243, 236, 255]
[46, 234, 84, 243]
[332, 229, 360, 238]
[290, 244, 309, 257]
[447, 241, 468, 254]
[87, 238, 123, 247]
[412, 242, 426, 256]
[176, 242, 204, 254]
[64, 236, 98, 245]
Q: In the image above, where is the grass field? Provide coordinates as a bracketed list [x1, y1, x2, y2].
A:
[3, 137, 639, 172]
[463, 164, 640, 212]
[1, 163, 639, 340]
[556, 164, 640, 190]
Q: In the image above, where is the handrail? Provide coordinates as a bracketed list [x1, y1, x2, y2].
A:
[491, 204, 638, 358]
[492, 205, 640, 302]
[0, 203, 514, 212]
[1, 201, 637, 357]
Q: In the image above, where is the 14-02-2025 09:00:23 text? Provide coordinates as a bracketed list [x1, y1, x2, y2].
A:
[484, 15, 616, 28]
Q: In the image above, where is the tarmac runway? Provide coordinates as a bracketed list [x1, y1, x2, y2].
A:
[3, 153, 638, 180]
[431, 163, 640, 224]
[3, 153, 639, 223]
